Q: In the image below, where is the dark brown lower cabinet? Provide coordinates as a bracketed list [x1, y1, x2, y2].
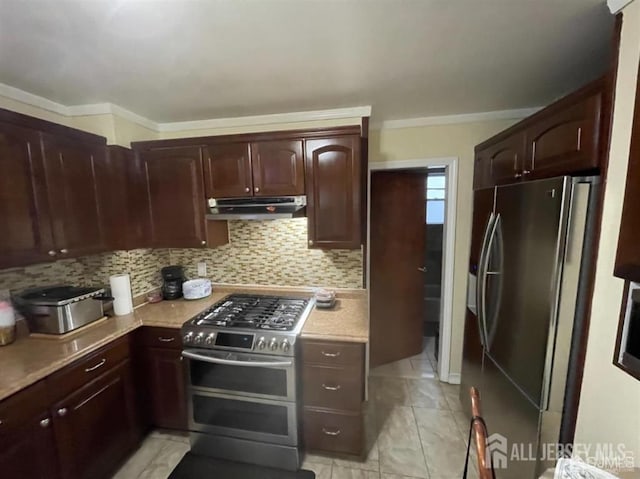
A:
[301, 339, 365, 456]
[136, 327, 188, 431]
[0, 382, 59, 479]
[303, 408, 363, 455]
[143, 347, 188, 430]
[51, 359, 138, 479]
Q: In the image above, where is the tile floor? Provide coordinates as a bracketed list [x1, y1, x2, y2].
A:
[112, 338, 476, 479]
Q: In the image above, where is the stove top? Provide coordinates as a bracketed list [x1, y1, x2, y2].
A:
[182, 294, 314, 355]
[192, 294, 310, 331]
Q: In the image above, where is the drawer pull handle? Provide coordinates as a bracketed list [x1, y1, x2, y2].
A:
[321, 351, 341, 358]
[322, 427, 342, 436]
[39, 418, 51, 428]
[158, 337, 175, 342]
[84, 358, 106, 372]
[322, 383, 341, 391]
[57, 408, 68, 417]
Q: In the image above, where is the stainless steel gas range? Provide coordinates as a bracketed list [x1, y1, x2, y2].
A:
[180, 293, 314, 470]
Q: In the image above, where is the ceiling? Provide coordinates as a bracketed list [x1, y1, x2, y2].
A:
[0, 0, 614, 123]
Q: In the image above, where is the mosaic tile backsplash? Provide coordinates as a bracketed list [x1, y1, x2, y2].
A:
[0, 218, 363, 296]
[171, 218, 363, 288]
[0, 249, 170, 297]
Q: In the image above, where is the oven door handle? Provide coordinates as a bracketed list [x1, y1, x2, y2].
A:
[181, 350, 293, 367]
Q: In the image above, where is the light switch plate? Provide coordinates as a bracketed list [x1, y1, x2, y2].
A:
[197, 262, 207, 276]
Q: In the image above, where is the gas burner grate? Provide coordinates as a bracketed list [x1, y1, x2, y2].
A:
[193, 294, 309, 331]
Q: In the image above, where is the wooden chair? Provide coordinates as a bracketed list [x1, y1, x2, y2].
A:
[469, 386, 495, 479]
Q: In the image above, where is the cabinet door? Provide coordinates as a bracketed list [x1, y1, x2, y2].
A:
[251, 140, 304, 196]
[51, 361, 137, 479]
[141, 147, 208, 248]
[305, 136, 362, 249]
[472, 152, 492, 190]
[203, 142, 252, 198]
[478, 132, 526, 186]
[0, 122, 55, 268]
[525, 92, 602, 177]
[616, 71, 640, 281]
[41, 133, 107, 257]
[0, 383, 59, 479]
[144, 347, 188, 430]
[102, 146, 151, 250]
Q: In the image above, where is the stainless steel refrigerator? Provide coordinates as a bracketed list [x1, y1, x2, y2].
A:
[460, 176, 599, 478]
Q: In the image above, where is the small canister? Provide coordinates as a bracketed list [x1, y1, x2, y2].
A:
[0, 301, 16, 346]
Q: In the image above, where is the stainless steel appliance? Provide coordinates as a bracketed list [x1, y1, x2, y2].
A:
[206, 196, 306, 220]
[15, 285, 112, 334]
[461, 176, 599, 478]
[181, 293, 315, 470]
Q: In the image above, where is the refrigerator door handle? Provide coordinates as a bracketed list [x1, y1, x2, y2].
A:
[480, 213, 501, 352]
[477, 212, 496, 349]
[485, 214, 504, 350]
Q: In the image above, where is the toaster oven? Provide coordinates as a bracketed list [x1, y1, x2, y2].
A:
[15, 286, 113, 335]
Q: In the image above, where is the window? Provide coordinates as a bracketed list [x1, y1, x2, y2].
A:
[426, 172, 446, 225]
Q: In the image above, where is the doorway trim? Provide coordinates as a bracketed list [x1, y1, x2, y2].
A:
[368, 157, 458, 383]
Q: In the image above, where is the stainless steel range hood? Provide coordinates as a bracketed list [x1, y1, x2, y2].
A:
[206, 196, 306, 220]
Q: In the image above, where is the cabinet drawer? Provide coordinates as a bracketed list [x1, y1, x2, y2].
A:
[302, 365, 363, 411]
[302, 340, 364, 368]
[138, 327, 183, 350]
[303, 408, 363, 456]
[46, 336, 130, 402]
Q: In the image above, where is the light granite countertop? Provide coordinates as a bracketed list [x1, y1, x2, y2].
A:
[0, 285, 368, 402]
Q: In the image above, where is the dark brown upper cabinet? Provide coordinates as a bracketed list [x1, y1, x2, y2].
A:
[141, 146, 209, 248]
[305, 135, 362, 249]
[101, 146, 151, 251]
[475, 132, 526, 187]
[41, 133, 108, 259]
[473, 77, 608, 191]
[251, 140, 304, 196]
[0, 122, 55, 269]
[203, 142, 253, 198]
[524, 91, 602, 178]
[204, 140, 304, 198]
[616, 64, 640, 282]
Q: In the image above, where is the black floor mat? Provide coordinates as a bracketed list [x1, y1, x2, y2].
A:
[169, 452, 316, 479]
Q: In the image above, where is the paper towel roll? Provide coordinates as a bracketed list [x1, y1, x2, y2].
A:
[110, 274, 133, 316]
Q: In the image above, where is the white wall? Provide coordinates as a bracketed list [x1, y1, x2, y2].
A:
[574, 1, 640, 462]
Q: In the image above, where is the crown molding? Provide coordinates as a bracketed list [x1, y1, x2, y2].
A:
[66, 103, 159, 131]
[0, 82, 70, 116]
[607, 0, 635, 13]
[374, 107, 541, 130]
[156, 106, 372, 132]
[0, 81, 540, 135]
[0, 82, 370, 133]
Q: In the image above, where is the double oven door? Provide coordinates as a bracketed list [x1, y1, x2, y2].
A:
[182, 348, 298, 446]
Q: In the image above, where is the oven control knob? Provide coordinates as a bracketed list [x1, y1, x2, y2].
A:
[183, 332, 194, 344]
[194, 333, 205, 345]
[269, 338, 278, 351]
[205, 333, 215, 345]
[256, 337, 266, 349]
[281, 339, 291, 353]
